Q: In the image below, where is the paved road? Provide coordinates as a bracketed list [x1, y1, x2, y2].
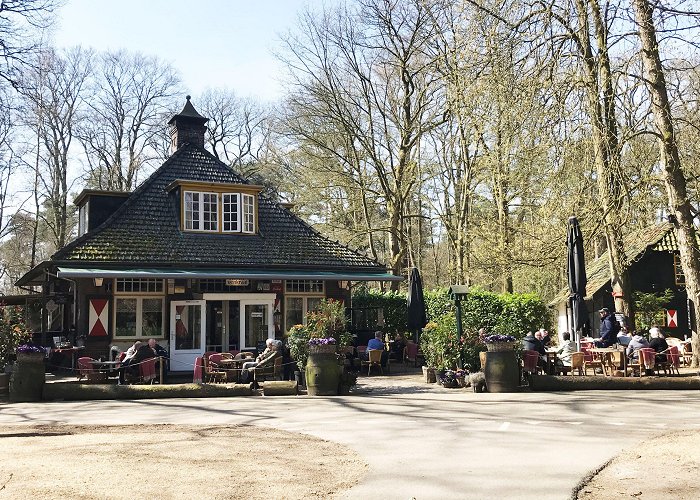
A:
[2, 375, 699, 499]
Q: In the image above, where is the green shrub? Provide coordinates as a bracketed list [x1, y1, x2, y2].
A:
[0, 305, 32, 371]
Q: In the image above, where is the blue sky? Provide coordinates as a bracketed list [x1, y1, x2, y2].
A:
[51, 0, 318, 102]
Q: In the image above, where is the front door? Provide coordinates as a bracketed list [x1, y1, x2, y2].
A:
[170, 300, 205, 371]
[241, 302, 271, 350]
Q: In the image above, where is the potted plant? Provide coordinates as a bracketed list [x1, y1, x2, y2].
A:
[0, 305, 32, 395]
[10, 342, 46, 402]
[481, 334, 519, 393]
[483, 334, 517, 351]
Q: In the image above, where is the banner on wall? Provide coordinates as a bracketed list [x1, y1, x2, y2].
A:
[88, 298, 109, 336]
[667, 309, 678, 328]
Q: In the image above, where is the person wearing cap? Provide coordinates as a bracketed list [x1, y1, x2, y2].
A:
[595, 307, 619, 348]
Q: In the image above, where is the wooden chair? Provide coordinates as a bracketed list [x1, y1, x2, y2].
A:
[362, 349, 383, 375]
[77, 357, 107, 383]
[202, 354, 226, 383]
[581, 347, 603, 375]
[253, 356, 283, 385]
[681, 342, 693, 367]
[626, 349, 643, 377]
[479, 351, 487, 371]
[569, 352, 584, 376]
[522, 350, 540, 376]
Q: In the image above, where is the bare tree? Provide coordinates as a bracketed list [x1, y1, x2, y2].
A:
[21, 46, 92, 250]
[79, 50, 180, 191]
[279, 0, 446, 287]
[632, 0, 700, 365]
[0, 0, 58, 88]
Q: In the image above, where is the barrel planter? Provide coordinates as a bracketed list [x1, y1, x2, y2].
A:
[10, 352, 46, 402]
[484, 350, 518, 393]
[305, 345, 340, 396]
[0, 372, 8, 396]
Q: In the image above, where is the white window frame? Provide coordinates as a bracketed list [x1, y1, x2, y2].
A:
[222, 193, 241, 232]
[78, 202, 89, 236]
[242, 193, 255, 233]
[285, 280, 325, 294]
[115, 278, 164, 294]
[284, 295, 325, 333]
[184, 190, 219, 232]
[113, 296, 165, 339]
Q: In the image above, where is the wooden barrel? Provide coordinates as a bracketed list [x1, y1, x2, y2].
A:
[484, 351, 519, 393]
[10, 355, 46, 402]
[305, 352, 340, 396]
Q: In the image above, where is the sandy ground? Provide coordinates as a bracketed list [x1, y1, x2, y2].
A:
[576, 430, 700, 499]
[0, 424, 366, 499]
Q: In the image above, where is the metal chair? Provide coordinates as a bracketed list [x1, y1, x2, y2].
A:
[202, 354, 226, 383]
[404, 342, 419, 367]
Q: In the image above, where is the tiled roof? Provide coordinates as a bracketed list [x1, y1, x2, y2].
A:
[550, 222, 674, 305]
[52, 144, 385, 271]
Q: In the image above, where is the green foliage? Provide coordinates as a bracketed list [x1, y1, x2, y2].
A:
[424, 288, 452, 321]
[351, 287, 407, 333]
[634, 289, 674, 332]
[286, 299, 351, 371]
[0, 305, 32, 371]
[420, 312, 484, 370]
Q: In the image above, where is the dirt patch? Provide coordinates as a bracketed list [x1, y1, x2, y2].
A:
[0, 424, 366, 499]
[577, 430, 700, 499]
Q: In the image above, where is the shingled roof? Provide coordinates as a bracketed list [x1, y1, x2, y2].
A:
[50, 143, 386, 272]
[550, 222, 675, 305]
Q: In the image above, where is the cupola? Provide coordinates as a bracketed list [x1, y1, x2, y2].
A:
[168, 95, 208, 153]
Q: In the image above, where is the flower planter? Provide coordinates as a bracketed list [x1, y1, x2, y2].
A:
[10, 352, 46, 402]
[421, 366, 436, 384]
[486, 342, 516, 352]
[484, 351, 518, 393]
[306, 351, 340, 396]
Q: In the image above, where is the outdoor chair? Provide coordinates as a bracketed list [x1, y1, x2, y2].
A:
[479, 351, 487, 371]
[228, 349, 240, 357]
[639, 348, 657, 376]
[522, 350, 540, 377]
[602, 351, 624, 376]
[581, 347, 603, 376]
[252, 355, 283, 385]
[404, 342, 418, 367]
[681, 342, 693, 366]
[357, 345, 368, 356]
[569, 352, 584, 376]
[202, 354, 226, 384]
[139, 357, 157, 384]
[665, 346, 681, 375]
[362, 349, 383, 375]
[77, 357, 106, 383]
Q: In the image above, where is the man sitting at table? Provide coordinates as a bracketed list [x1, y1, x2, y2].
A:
[648, 327, 668, 363]
[365, 331, 388, 368]
[522, 331, 546, 369]
[626, 331, 650, 363]
[240, 339, 279, 383]
[118, 341, 156, 384]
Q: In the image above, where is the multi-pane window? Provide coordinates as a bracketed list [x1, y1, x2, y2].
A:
[674, 254, 685, 286]
[285, 296, 324, 332]
[242, 194, 255, 233]
[114, 297, 164, 338]
[285, 280, 324, 293]
[184, 191, 218, 231]
[222, 193, 240, 232]
[183, 190, 255, 233]
[116, 279, 163, 293]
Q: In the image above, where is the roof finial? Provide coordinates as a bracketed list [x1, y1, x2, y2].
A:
[186, 95, 191, 101]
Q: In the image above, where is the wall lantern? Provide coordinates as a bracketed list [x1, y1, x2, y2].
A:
[93, 277, 104, 287]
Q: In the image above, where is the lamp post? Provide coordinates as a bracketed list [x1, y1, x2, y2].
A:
[449, 285, 469, 368]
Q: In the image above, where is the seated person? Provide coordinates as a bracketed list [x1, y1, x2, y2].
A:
[617, 327, 632, 346]
[391, 332, 407, 362]
[648, 327, 668, 363]
[240, 339, 279, 383]
[523, 331, 546, 369]
[123, 341, 142, 362]
[366, 331, 388, 368]
[626, 331, 650, 363]
[118, 341, 156, 384]
[539, 329, 552, 348]
[556, 332, 576, 368]
[148, 338, 169, 380]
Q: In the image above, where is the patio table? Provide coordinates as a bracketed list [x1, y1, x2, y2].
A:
[590, 347, 627, 376]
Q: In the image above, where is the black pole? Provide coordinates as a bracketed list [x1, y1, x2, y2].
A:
[456, 299, 463, 368]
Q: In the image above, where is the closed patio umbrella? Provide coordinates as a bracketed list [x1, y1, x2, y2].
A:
[567, 216, 589, 349]
[407, 267, 427, 342]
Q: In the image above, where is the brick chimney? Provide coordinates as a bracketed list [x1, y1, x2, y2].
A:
[168, 95, 208, 153]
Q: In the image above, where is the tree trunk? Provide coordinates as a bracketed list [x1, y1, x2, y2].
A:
[632, 0, 700, 367]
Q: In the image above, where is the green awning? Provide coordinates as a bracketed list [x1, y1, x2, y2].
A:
[56, 266, 403, 282]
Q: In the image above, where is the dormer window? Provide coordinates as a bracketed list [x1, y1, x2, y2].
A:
[169, 180, 262, 234]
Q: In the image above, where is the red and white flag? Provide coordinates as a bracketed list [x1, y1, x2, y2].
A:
[667, 309, 678, 328]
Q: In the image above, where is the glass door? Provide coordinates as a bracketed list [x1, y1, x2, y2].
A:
[170, 300, 205, 371]
[240, 301, 273, 350]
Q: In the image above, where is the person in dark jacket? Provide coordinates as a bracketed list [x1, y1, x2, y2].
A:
[118, 342, 156, 384]
[595, 308, 619, 347]
[523, 331, 546, 369]
[648, 327, 669, 363]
